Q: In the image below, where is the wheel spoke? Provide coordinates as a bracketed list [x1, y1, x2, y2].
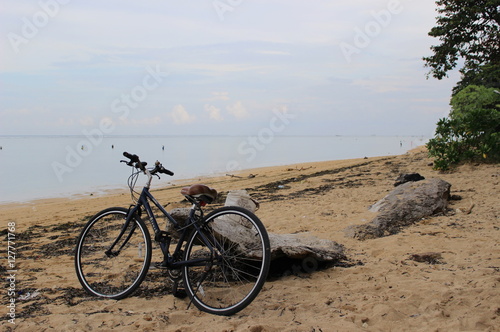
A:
[183, 206, 270, 315]
[75, 208, 151, 299]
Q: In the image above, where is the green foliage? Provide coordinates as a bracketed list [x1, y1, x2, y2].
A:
[453, 63, 500, 96]
[423, 0, 500, 81]
[424, 1, 500, 170]
[427, 85, 500, 170]
[450, 85, 500, 117]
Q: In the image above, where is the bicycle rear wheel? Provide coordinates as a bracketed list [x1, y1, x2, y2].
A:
[183, 206, 271, 315]
[75, 207, 152, 299]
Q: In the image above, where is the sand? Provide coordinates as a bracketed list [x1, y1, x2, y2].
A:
[1, 147, 499, 331]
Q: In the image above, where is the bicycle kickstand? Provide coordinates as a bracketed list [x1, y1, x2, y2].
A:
[186, 261, 212, 309]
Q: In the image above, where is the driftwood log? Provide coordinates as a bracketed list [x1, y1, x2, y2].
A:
[211, 216, 345, 262]
[345, 178, 451, 240]
[267, 233, 345, 261]
[168, 190, 346, 263]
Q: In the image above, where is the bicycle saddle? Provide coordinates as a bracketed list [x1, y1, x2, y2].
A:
[181, 184, 218, 204]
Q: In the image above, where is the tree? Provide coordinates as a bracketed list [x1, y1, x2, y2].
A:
[426, 85, 500, 170]
[423, 0, 500, 82]
[452, 63, 500, 95]
[450, 85, 500, 118]
[424, 1, 500, 169]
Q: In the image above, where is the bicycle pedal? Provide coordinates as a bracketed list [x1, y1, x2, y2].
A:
[173, 289, 187, 299]
[154, 261, 169, 269]
[172, 281, 187, 299]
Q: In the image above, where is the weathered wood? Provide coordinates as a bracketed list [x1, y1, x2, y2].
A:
[167, 190, 346, 263]
[267, 233, 345, 261]
[345, 178, 451, 240]
[211, 215, 346, 262]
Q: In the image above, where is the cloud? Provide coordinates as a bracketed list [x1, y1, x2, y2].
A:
[226, 101, 248, 119]
[79, 116, 95, 126]
[352, 76, 419, 93]
[55, 117, 75, 126]
[204, 104, 223, 121]
[253, 50, 291, 56]
[120, 116, 163, 126]
[207, 91, 230, 101]
[0, 2, 457, 136]
[1, 108, 33, 116]
[138, 116, 162, 125]
[169, 104, 196, 125]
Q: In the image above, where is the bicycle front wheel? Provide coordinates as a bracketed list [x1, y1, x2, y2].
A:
[75, 207, 152, 299]
[183, 206, 271, 315]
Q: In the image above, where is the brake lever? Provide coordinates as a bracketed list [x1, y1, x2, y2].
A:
[120, 160, 134, 167]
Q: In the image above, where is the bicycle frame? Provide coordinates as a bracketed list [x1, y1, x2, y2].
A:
[114, 173, 218, 270]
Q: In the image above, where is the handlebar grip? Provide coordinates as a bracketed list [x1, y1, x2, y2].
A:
[123, 152, 140, 162]
[164, 169, 174, 176]
[123, 152, 146, 171]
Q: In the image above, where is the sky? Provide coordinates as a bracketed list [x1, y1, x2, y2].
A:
[0, 0, 461, 137]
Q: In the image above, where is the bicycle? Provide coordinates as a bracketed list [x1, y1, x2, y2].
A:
[74, 152, 271, 316]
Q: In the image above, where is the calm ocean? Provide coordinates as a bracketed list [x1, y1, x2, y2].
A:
[0, 135, 426, 204]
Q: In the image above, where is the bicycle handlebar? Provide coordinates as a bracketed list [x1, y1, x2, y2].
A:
[155, 161, 175, 176]
[123, 151, 140, 163]
[122, 151, 174, 176]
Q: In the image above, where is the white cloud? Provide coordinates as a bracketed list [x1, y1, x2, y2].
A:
[79, 116, 95, 126]
[120, 116, 163, 126]
[207, 91, 230, 101]
[204, 104, 223, 121]
[226, 101, 248, 119]
[169, 105, 196, 125]
[170, 63, 264, 75]
[54, 117, 74, 127]
[1, 108, 33, 115]
[253, 50, 291, 56]
[352, 74, 422, 93]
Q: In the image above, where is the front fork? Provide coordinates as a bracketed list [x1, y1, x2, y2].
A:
[105, 209, 139, 257]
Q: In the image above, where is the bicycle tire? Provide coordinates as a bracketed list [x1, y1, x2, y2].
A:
[182, 206, 271, 315]
[75, 207, 152, 299]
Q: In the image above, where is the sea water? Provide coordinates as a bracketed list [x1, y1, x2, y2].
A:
[0, 135, 426, 203]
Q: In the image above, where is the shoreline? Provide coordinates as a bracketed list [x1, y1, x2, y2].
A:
[0, 145, 426, 207]
[0, 135, 427, 206]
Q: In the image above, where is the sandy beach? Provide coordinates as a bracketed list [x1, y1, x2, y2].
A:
[1, 147, 498, 331]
